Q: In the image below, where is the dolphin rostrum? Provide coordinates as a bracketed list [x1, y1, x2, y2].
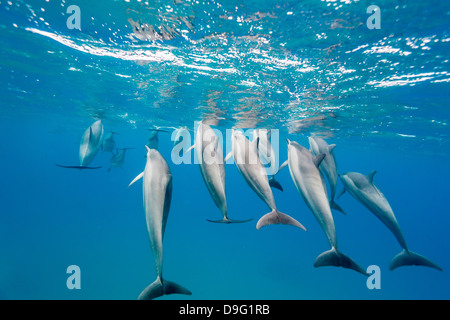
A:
[339, 171, 442, 271]
[308, 136, 346, 215]
[283, 139, 366, 275]
[56, 119, 103, 170]
[129, 146, 191, 299]
[228, 130, 306, 230]
[186, 123, 252, 223]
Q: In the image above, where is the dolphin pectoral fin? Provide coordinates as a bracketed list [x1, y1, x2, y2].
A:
[328, 144, 336, 152]
[268, 176, 283, 191]
[275, 160, 288, 175]
[137, 277, 192, 300]
[207, 217, 254, 224]
[389, 249, 443, 271]
[337, 187, 346, 199]
[184, 144, 195, 154]
[224, 151, 233, 162]
[330, 199, 346, 215]
[256, 209, 307, 231]
[314, 247, 368, 276]
[128, 171, 144, 188]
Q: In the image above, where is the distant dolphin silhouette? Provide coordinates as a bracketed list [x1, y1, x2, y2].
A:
[282, 139, 367, 275]
[146, 128, 170, 150]
[102, 131, 118, 153]
[56, 119, 104, 170]
[129, 146, 191, 300]
[227, 130, 306, 230]
[108, 148, 134, 172]
[308, 136, 346, 215]
[339, 171, 442, 271]
[186, 123, 253, 224]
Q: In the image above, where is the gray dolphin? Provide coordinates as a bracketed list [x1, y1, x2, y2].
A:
[339, 171, 442, 271]
[56, 119, 103, 170]
[79, 119, 103, 166]
[129, 146, 191, 300]
[102, 131, 118, 153]
[187, 123, 252, 223]
[229, 130, 306, 230]
[252, 129, 283, 191]
[308, 136, 345, 215]
[285, 139, 366, 275]
[108, 148, 134, 172]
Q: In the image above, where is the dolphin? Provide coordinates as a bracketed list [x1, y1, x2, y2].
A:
[102, 131, 118, 153]
[339, 171, 442, 271]
[308, 136, 346, 215]
[56, 119, 103, 170]
[146, 128, 170, 150]
[186, 123, 252, 223]
[108, 148, 134, 172]
[284, 139, 366, 275]
[228, 130, 306, 230]
[252, 129, 283, 191]
[129, 146, 191, 300]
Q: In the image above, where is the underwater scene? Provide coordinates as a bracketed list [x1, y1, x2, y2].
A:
[0, 0, 449, 300]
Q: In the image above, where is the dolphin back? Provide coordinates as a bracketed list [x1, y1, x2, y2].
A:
[137, 277, 192, 300]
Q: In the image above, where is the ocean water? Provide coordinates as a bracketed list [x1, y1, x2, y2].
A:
[0, 0, 449, 300]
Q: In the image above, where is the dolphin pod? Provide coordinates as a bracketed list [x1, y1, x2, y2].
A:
[129, 146, 191, 300]
[283, 139, 366, 275]
[58, 123, 442, 299]
[339, 171, 442, 271]
[186, 122, 253, 223]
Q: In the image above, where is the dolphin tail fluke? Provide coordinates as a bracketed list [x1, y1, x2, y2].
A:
[330, 199, 346, 215]
[314, 247, 367, 276]
[389, 249, 443, 271]
[268, 176, 283, 191]
[137, 277, 192, 300]
[207, 217, 254, 224]
[256, 209, 307, 231]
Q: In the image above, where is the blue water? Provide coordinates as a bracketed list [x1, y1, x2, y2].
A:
[1, 0, 449, 300]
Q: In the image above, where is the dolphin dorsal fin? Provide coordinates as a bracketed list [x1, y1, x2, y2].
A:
[313, 153, 326, 168]
[328, 144, 336, 152]
[367, 170, 377, 183]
